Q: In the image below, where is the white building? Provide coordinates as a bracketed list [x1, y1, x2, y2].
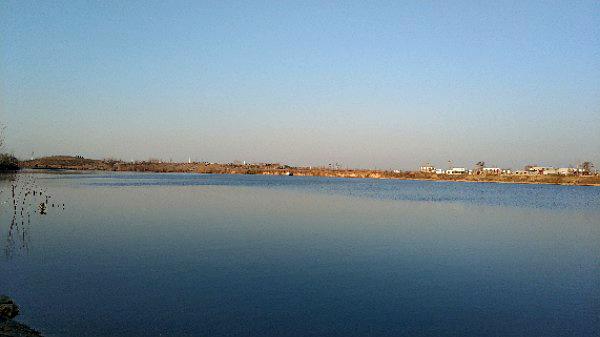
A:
[483, 167, 502, 174]
[528, 166, 555, 174]
[420, 165, 436, 173]
[446, 167, 467, 175]
[542, 168, 559, 175]
[557, 168, 575, 175]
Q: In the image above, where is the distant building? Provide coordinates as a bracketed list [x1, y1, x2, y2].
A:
[542, 168, 559, 175]
[435, 168, 444, 174]
[557, 168, 575, 175]
[483, 167, 501, 174]
[420, 164, 435, 173]
[528, 166, 555, 175]
[447, 167, 467, 175]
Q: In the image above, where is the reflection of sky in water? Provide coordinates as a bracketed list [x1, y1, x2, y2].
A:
[47, 172, 600, 210]
[1, 172, 599, 337]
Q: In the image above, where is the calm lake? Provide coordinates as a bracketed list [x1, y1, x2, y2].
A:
[1, 172, 599, 337]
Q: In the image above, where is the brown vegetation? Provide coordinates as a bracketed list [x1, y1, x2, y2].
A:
[0, 154, 19, 171]
[19, 156, 600, 186]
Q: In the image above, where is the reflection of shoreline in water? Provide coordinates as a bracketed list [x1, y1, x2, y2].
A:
[1, 173, 64, 258]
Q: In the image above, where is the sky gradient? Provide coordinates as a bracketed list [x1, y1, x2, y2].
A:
[1, 1, 599, 169]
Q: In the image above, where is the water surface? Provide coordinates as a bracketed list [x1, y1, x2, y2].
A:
[1, 172, 599, 336]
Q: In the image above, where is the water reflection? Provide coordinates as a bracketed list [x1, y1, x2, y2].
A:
[1, 173, 64, 258]
[1, 172, 598, 337]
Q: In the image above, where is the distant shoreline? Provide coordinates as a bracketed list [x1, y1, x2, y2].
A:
[17, 156, 600, 187]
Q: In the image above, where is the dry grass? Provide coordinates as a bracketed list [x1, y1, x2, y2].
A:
[19, 156, 600, 186]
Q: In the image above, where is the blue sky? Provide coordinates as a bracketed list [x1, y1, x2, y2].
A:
[1, 1, 599, 169]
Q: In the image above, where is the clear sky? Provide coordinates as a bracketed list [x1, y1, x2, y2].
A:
[1, 1, 599, 169]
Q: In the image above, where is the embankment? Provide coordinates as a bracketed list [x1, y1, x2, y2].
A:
[19, 156, 600, 186]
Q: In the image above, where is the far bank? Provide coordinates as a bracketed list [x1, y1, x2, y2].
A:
[17, 156, 600, 187]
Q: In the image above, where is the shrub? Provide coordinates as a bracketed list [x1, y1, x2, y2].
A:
[0, 153, 19, 171]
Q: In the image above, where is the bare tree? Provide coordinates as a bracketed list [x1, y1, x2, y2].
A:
[0, 123, 19, 170]
[474, 161, 485, 174]
[581, 162, 594, 174]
